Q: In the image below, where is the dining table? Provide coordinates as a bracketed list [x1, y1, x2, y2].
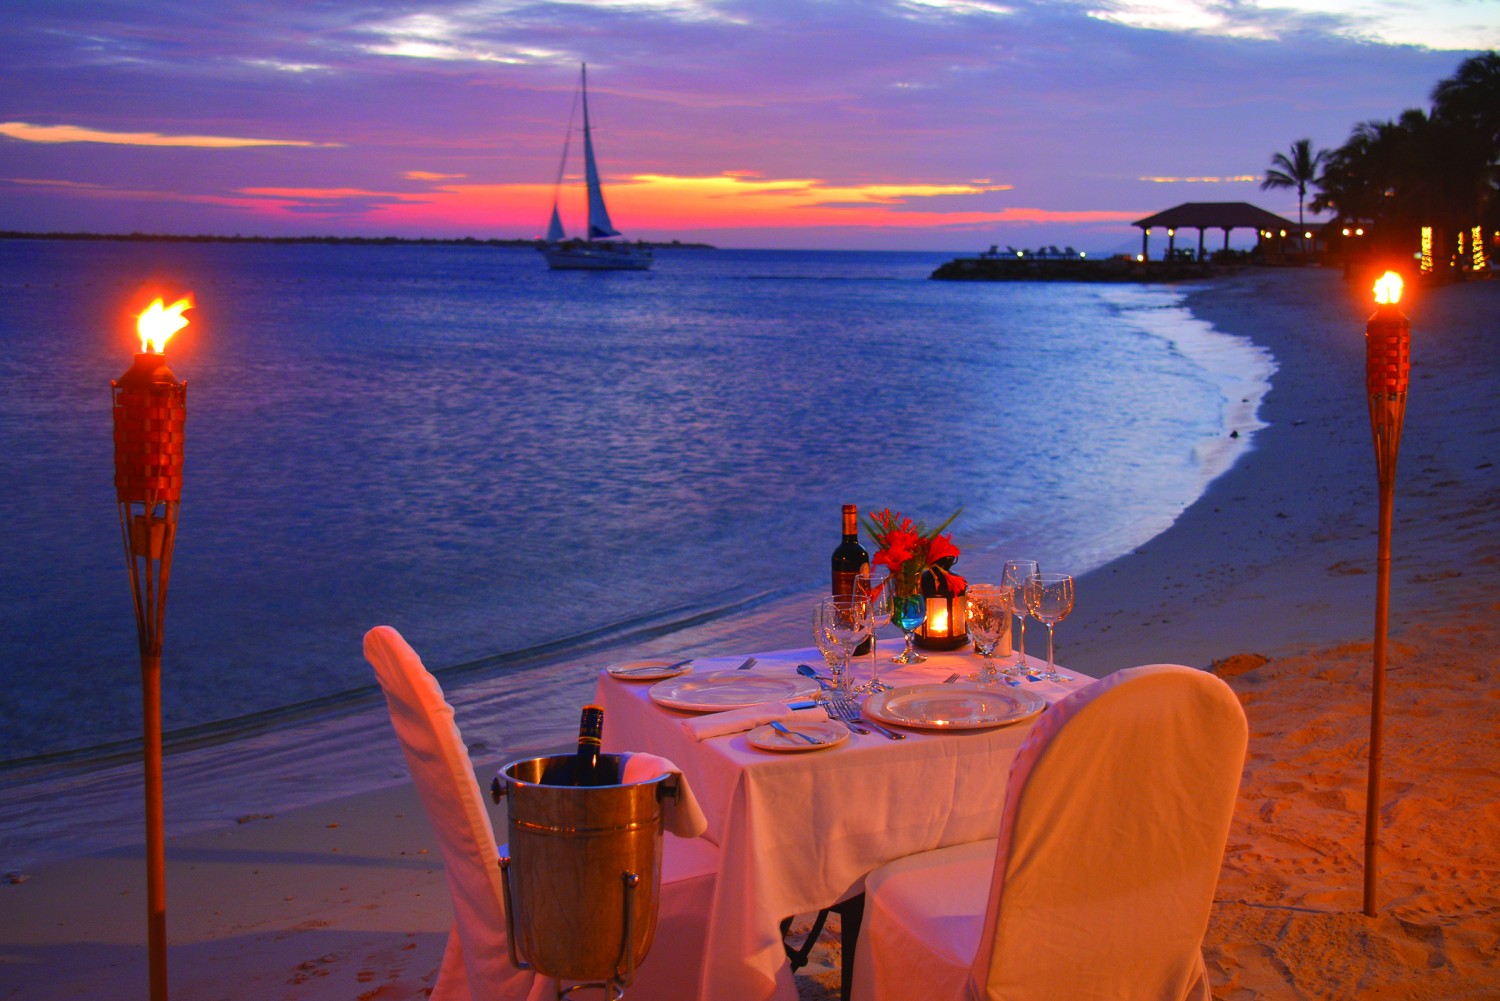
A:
[594, 645, 1093, 1001]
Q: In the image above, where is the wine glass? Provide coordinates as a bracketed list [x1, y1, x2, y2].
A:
[964, 584, 1013, 685]
[1023, 573, 1075, 682]
[812, 602, 842, 673]
[857, 576, 893, 692]
[887, 584, 926, 665]
[1000, 559, 1039, 676]
[820, 595, 873, 695]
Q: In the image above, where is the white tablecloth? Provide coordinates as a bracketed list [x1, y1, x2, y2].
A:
[596, 646, 1091, 1001]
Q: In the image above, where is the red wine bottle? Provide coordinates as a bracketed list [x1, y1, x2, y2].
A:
[571, 704, 609, 786]
[831, 504, 872, 656]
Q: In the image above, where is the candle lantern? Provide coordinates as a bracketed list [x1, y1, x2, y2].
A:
[112, 294, 191, 1001]
[1361, 271, 1408, 919]
[914, 561, 968, 650]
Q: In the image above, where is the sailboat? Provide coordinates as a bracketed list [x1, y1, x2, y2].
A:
[540, 64, 654, 271]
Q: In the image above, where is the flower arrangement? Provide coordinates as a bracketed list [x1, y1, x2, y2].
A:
[862, 508, 967, 598]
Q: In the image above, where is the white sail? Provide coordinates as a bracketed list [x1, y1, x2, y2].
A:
[581, 64, 620, 240]
[539, 63, 652, 271]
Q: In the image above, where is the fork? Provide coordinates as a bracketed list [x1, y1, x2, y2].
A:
[823, 699, 869, 734]
[831, 696, 905, 740]
[769, 720, 823, 745]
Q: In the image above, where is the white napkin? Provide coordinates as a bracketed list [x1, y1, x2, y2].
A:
[678, 701, 822, 741]
[621, 752, 708, 838]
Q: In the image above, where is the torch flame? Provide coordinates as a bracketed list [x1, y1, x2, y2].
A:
[136, 296, 193, 354]
[1373, 272, 1403, 306]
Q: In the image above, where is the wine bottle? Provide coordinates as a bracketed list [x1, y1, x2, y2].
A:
[572, 704, 610, 786]
[831, 504, 873, 656]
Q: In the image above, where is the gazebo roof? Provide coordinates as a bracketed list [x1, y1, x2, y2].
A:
[1132, 202, 1294, 232]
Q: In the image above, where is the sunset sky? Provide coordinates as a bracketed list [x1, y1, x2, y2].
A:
[1, 1, 1492, 252]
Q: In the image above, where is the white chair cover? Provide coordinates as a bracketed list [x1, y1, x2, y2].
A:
[852, 663, 1247, 1001]
[365, 625, 718, 1001]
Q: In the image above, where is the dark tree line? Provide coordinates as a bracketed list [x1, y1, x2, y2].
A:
[1264, 51, 1498, 273]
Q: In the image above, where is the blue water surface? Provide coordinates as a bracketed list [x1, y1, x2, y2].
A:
[0, 241, 1261, 763]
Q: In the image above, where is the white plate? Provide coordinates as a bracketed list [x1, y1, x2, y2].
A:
[648, 671, 821, 713]
[748, 720, 850, 753]
[863, 683, 1045, 731]
[606, 659, 693, 681]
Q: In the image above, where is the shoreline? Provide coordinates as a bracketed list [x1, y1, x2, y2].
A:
[2, 267, 1495, 998]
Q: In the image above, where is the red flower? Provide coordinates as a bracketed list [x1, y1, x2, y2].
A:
[874, 528, 919, 571]
[927, 533, 961, 564]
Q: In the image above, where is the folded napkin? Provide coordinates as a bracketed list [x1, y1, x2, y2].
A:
[621, 752, 708, 839]
[678, 701, 823, 741]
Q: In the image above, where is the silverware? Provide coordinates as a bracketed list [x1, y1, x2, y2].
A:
[769, 720, 823, 745]
[830, 697, 904, 740]
[820, 698, 868, 734]
[735, 656, 758, 671]
[942, 673, 960, 683]
[796, 664, 834, 690]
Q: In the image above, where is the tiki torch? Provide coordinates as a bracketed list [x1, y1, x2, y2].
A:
[112, 294, 192, 1001]
[1362, 271, 1408, 918]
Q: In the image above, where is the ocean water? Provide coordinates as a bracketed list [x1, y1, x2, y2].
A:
[0, 240, 1272, 771]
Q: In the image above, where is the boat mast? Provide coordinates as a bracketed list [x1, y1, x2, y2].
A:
[581, 63, 620, 241]
[545, 79, 579, 244]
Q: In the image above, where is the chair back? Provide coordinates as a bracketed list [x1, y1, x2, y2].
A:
[364, 625, 519, 998]
[973, 663, 1246, 1000]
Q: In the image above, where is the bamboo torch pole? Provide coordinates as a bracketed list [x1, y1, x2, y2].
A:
[112, 296, 192, 1001]
[1362, 272, 1409, 917]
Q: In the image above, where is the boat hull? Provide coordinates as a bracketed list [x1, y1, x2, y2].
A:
[542, 242, 653, 271]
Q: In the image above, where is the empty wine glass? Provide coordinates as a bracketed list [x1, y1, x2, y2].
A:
[812, 602, 842, 673]
[1023, 573, 1075, 682]
[857, 576, 893, 693]
[964, 584, 1013, 685]
[819, 595, 873, 695]
[1000, 559, 1039, 675]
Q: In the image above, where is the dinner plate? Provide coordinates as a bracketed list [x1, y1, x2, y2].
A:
[648, 671, 821, 713]
[863, 683, 1045, 731]
[747, 720, 850, 753]
[606, 658, 693, 681]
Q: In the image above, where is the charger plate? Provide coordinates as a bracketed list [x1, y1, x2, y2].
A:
[649, 671, 821, 713]
[863, 683, 1045, 731]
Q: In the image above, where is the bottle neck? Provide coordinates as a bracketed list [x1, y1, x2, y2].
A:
[841, 505, 859, 539]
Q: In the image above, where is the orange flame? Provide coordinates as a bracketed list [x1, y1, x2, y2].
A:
[1373, 271, 1403, 305]
[136, 296, 193, 353]
[135, 295, 193, 354]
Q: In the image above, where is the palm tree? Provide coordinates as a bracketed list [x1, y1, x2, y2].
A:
[1261, 138, 1330, 230]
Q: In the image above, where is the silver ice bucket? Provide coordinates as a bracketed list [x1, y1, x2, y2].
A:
[493, 752, 675, 988]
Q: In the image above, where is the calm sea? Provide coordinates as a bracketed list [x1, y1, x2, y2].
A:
[0, 240, 1271, 768]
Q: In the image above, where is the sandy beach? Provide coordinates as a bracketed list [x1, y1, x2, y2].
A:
[2, 266, 1496, 1000]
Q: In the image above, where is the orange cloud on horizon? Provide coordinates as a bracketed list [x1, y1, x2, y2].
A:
[0, 122, 334, 148]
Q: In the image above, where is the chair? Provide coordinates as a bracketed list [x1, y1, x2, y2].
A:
[364, 625, 719, 1001]
[849, 663, 1247, 1001]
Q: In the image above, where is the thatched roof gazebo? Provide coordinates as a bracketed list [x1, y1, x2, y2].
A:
[1133, 202, 1295, 261]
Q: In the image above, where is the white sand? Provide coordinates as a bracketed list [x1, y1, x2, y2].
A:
[2, 267, 1495, 1000]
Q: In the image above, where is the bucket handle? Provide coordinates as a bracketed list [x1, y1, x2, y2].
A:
[497, 855, 531, 972]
